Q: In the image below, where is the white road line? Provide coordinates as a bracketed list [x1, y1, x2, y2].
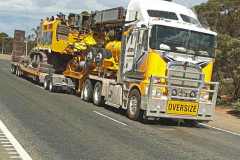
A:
[10, 156, 21, 159]
[0, 120, 32, 160]
[199, 123, 240, 137]
[5, 148, 16, 151]
[8, 152, 19, 155]
[1, 141, 11, 144]
[3, 144, 14, 147]
[93, 111, 128, 126]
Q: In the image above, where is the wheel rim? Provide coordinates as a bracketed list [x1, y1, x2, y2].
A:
[129, 96, 138, 115]
[94, 85, 100, 103]
[49, 82, 52, 91]
[44, 80, 47, 89]
[83, 85, 88, 99]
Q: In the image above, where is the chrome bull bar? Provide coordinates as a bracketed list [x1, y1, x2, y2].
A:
[145, 74, 219, 119]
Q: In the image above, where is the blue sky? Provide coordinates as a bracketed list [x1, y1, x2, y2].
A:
[0, 0, 207, 37]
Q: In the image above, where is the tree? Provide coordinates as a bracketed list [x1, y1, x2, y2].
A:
[195, 0, 240, 37]
[0, 32, 13, 54]
[195, 0, 240, 100]
[215, 34, 240, 99]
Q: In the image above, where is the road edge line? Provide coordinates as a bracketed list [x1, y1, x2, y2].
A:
[0, 120, 32, 160]
[93, 111, 128, 126]
[199, 123, 240, 137]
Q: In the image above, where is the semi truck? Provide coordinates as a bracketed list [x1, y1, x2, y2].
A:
[10, 0, 219, 122]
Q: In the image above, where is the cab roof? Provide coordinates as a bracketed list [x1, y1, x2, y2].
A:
[126, 0, 217, 36]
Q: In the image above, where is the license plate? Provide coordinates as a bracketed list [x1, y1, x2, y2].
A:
[167, 100, 199, 116]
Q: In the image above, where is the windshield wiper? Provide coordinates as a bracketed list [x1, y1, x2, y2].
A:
[163, 39, 184, 46]
[176, 47, 187, 52]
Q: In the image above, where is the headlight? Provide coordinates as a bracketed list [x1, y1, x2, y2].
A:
[201, 92, 209, 101]
[151, 87, 162, 97]
[145, 86, 162, 97]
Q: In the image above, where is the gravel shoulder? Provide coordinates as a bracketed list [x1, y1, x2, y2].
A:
[209, 106, 240, 133]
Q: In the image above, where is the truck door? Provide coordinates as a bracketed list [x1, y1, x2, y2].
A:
[133, 28, 148, 71]
[122, 29, 139, 75]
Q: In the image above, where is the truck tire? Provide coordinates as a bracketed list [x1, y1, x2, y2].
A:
[43, 78, 49, 90]
[127, 89, 143, 121]
[15, 67, 18, 76]
[93, 82, 104, 106]
[20, 70, 23, 77]
[82, 79, 93, 102]
[49, 80, 56, 92]
[16, 67, 20, 77]
[20, 69, 23, 77]
[11, 65, 16, 74]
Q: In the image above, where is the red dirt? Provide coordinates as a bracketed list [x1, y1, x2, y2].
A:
[209, 106, 240, 133]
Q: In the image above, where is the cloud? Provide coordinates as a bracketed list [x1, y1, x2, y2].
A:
[0, 0, 207, 36]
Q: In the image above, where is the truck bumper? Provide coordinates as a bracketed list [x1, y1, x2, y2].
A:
[142, 96, 215, 121]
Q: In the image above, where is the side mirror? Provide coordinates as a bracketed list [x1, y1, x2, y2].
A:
[135, 12, 138, 20]
[141, 24, 147, 29]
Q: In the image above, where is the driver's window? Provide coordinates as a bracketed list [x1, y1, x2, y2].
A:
[135, 29, 148, 61]
[142, 30, 148, 51]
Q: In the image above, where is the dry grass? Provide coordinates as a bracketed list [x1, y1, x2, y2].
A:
[0, 54, 11, 61]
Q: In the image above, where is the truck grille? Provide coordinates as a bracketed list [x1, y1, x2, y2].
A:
[168, 62, 204, 100]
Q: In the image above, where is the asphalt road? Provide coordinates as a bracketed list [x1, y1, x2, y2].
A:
[0, 59, 240, 160]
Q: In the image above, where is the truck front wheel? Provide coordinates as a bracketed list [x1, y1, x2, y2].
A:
[127, 89, 143, 121]
[93, 82, 104, 106]
[82, 79, 93, 102]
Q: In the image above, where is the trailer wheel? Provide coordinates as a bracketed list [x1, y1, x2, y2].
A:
[19, 70, 22, 77]
[16, 67, 22, 77]
[93, 82, 104, 106]
[127, 89, 143, 121]
[43, 79, 49, 90]
[49, 80, 56, 92]
[15, 67, 18, 76]
[82, 79, 93, 102]
[11, 65, 16, 74]
[16, 67, 20, 77]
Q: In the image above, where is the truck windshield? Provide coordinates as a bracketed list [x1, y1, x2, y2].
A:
[149, 25, 216, 57]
